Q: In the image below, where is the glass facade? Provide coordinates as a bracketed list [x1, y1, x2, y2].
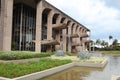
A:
[12, 3, 36, 51]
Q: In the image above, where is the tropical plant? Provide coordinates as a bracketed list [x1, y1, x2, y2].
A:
[77, 51, 91, 59]
[109, 35, 113, 46]
[55, 50, 64, 56]
[96, 39, 101, 46]
[109, 35, 113, 40]
[112, 39, 118, 47]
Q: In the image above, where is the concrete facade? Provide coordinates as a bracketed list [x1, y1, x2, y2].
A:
[0, 0, 92, 52]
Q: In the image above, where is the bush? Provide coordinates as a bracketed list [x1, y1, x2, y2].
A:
[77, 51, 91, 59]
[55, 50, 64, 56]
[0, 51, 53, 60]
[65, 52, 74, 56]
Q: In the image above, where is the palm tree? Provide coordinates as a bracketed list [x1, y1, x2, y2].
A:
[105, 42, 109, 47]
[109, 35, 113, 46]
[112, 39, 118, 47]
[109, 35, 113, 40]
[96, 39, 101, 46]
[101, 40, 106, 47]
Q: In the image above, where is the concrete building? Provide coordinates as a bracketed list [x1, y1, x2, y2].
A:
[0, 0, 92, 52]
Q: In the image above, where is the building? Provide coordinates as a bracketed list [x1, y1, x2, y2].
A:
[0, 0, 91, 52]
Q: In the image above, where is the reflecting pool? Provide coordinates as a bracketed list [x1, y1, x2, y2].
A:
[39, 55, 120, 80]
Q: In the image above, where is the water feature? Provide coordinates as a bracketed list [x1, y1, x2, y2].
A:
[38, 55, 120, 80]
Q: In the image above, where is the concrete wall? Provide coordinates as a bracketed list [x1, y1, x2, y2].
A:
[0, 0, 91, 52]
[0, 0, 13, 51]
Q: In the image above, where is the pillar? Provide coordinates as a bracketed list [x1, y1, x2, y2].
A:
[62, 29, 67, 52]
[0, 0, 2, 50]
[0, 0, 13, 51]
[76, 26, 81, 52]
[55, 15, 61, 51]
[47, 11, 53, 52]
[62, 18, 67, 52]
[55, 30, 61, 50]
[35, 1, 42, 52]
[47, 11, 53, 40]
[68, 23, 72, 52]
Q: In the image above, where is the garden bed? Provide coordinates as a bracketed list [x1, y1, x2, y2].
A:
[0, 57, 107, 80]
[0, 58, 71, 78]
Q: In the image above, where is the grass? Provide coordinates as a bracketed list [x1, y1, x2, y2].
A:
[0, 58, 71, 78]
[0, 51, 53, 60]
[99, 51, 120, 54]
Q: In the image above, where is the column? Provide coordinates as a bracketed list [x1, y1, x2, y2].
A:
[62, 29, 67, 52]
[76, 26, 81, 52]
[47, 11, 53, 40]
[35, 1, 42, 52]
[68, 23, 72, 52]
[0, 0, 13, 51]
[55, 30, 61, 50]
[62, 19, 67, 52]
[55, 15, 61, 51]
[79, 27, 83, 51]
[46, 11, 53, 52]
[0, 0, 2, 50]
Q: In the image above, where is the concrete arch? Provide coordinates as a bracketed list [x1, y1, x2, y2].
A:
[67, 20, 72, 25]
[52, 13, 60, 24]
[41, 8, 54, 52]
[71, 23, 75, 34]
[81, 28, 85, 33]
[76, 25, 79, 34]
[73, 23, 77, 34]
[79, 26, 82, 35]
[42, 8, 51, 25]
[60, 17, 66, 23]
[42, 8, 53, 40]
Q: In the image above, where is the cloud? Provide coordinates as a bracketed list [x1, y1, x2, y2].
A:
[46, 0, 120, 41]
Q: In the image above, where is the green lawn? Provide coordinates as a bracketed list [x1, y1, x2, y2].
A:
[99, 51, 120, 54]
[0, 58, 71, 78]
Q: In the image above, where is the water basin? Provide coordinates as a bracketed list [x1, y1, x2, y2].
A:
[39, 55, 120, 80]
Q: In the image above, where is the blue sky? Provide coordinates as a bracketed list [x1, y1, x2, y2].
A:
[46, 0, 120, 42]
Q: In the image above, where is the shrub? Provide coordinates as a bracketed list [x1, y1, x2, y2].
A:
[0, 51, 53, 60]
[55, 50, 64, 56]
[77, 51, 91, 59]
[65, 52, 74, 56]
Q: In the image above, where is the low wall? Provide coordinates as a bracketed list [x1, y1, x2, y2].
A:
[0, 77, 13, 80]
[75, 59, 107, 68]
[13, 63, 74, 80]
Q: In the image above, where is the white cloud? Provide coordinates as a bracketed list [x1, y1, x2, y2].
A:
[46, 0, 120, 40]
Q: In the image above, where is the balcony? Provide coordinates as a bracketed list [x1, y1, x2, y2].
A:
[84, 40, 93, 43]
[72, 43, 80, 46]
[70, 33, 79, 38]
[52, 23, 67, 30]
[81, 33, 89, 38]
[32, 40, 59, 45]
[41, 40, 59, 45]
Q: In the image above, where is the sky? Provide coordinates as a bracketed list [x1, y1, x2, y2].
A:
[46, 0, 120, 42]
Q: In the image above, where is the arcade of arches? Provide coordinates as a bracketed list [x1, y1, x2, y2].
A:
[0, 0, 92, 53]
